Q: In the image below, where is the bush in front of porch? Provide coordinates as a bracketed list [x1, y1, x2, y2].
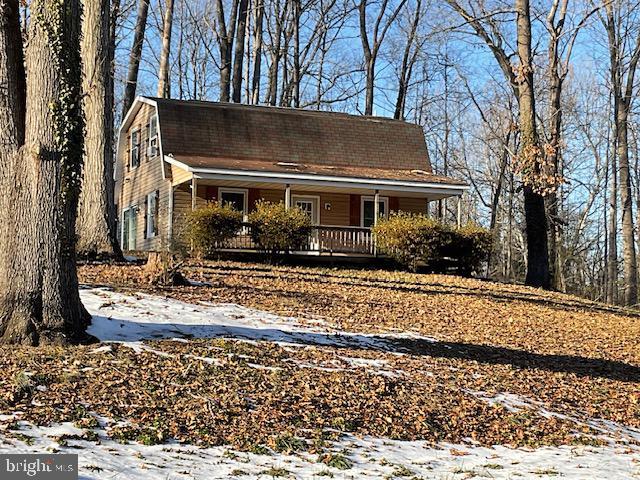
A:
[248, 201, 312, 261]
[373, 212, 491, 275]
[186, 203, 243, 257]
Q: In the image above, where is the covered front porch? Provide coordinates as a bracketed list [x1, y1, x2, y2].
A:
[170, 169, 468, 257]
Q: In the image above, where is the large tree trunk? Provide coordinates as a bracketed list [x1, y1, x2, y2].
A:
[617, 105, 638, 305]
[122, 0, 149, 117]
[605, 2, 640, 305]
[0, 0, 27, 341]
[607, 135, 618, 303]
[0, 0, 92, 345]
[232, 0, 249, 102]
[516, 0, 550, 289]
[546, 70, 564, 291]
[77, 0, 121, 258]
[157, 0, 175, 98]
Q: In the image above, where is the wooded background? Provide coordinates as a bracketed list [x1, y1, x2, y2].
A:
[12, 0, 640, 309]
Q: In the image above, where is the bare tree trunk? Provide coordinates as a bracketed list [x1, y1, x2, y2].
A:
[266, 0, 287, 105]
[617, 104, 637, 304]
[122, 0, 149, 117]
[359, 0, 407, 115]
[251, 0, 264, 104]
[157, 0, 176, 98]
[77, 0, 121, 258]
[232, 0, 249, 102]
[516, 0, 550, 288]
[215, 0, 239, 102]
[607, 121, 618, 303]
[292, 0, 301, 107]
[0, 0, 92, 345]
[394, 0, 421, 120]
[605, 2, 640, 305]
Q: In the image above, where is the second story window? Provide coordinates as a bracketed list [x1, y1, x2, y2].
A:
[130, 129, 141, 169]
[147, 116, 158, 158]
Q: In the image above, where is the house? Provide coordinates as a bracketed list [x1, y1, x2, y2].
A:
[115, 97, 468, 255]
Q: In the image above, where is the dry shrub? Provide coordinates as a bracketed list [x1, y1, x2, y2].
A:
[185, 203, 243, 257]
[248, 201, 312, 260]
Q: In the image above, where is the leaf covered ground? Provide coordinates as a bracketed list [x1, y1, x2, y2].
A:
[0, 260, 637, 455]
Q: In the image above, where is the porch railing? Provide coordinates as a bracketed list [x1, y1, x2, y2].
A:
[220, 223, 375, 256]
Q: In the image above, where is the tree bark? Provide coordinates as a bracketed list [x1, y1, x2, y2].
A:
[251, 0, 264, 104]
[122, 0, 149, 117]
[157, 0, 176, 98]
[215, 0, 239, 102]
[516, 0, 550, 289]
[232, 0, 249, 102]
[292, 0, 301, 107]
[393, 0, 420, 120]
[77, 0, 122, 258]
[0, 0, 92, 345]
[605, 2, 639, 305]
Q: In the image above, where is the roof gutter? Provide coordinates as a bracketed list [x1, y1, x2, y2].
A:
[164, 156, 469, 196]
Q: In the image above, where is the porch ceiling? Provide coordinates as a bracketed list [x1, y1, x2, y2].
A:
[188, 177, 458, 200]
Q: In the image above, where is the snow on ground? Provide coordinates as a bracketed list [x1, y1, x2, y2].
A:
[81, 286, 435, 351]
[1, 420, 638, 480]
[2, 286, 637, 479]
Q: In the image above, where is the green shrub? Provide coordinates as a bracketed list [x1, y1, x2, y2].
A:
[186, 202, 243, 257]
[445, 223, 493, 276]
[248, 201, 312, 259]
[373, 212, 451, 272]
[373, 213, 491, 275]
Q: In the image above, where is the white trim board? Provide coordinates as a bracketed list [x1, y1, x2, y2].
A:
[162, 157, 468, 196]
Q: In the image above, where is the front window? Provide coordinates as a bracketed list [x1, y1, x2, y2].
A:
[145, 190, 159, 238]
[220, 188, 248, 220]
[361, 196, 388, 227]
[130, 129, 140, 169]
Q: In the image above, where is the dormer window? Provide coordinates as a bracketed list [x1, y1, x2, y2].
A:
[147, 115, 158, 158]
[130, 129, 141, 169]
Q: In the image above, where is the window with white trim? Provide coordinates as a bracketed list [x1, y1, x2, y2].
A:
[147, 116, 158, 158]
[145, 190, 159, 238]
[219, 188, 248, 220]
[130, 129, 141, 169]
[361, 196, 388, 227]
[122, 206, 137, 250]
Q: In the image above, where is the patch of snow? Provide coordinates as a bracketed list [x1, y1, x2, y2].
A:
[0, 421, 638, 479]
[472, 390, 640, 445]
[81, 287, 437, 352]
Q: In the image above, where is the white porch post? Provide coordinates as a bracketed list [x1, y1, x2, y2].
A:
[191, 176, 197, 211]
[285, 184, 292, 210]
[373, 189, 380, 226]
[456, 194, 462, 227]
[373, 189, 380, 257]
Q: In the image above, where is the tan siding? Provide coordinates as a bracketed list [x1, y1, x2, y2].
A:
[117, 103, 171, 252]
[318, 193, 349, 226]
[258, 189, 350, 226]
[171, 165, 192, 185]
[398, 197, 427, 214]
[258, 189, 285, 204]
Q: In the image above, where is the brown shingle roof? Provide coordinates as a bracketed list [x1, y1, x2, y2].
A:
[151, 97, 465, 187]
[171, 155, 467, 186]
